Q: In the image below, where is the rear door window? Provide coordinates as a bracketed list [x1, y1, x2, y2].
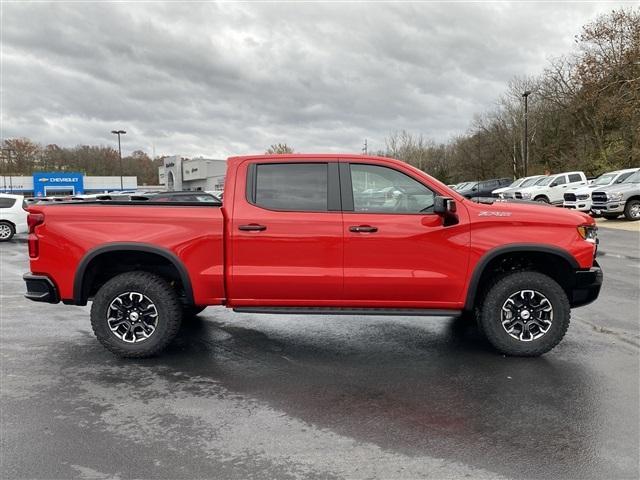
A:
[568, 174, 582, 183]
[254, 163, 328, 212]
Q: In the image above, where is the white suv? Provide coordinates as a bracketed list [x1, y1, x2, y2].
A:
[0, 194, 28, 242]
[563, 168, 639, 212]
[514, 171, 587, 205]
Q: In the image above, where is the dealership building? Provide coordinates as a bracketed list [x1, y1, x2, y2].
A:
[0, 172, 137, 197]
[158, 156, 226, 192]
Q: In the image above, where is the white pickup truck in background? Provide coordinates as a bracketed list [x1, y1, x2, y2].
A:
[514, 171, 587, 205]
[563, 168, 639, 213]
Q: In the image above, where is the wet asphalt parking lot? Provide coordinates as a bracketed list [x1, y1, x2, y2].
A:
[1, 228, 639, 480]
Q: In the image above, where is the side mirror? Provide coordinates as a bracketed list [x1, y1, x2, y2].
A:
[434, 196, 458, 226]
[550, 181, 558, 187]
[434, 196, 457, 214]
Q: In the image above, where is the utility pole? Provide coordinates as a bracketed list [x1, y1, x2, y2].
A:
[362, 139, 368, 155]
[522, 91, 531, 177]
[111, 130, 127, 190]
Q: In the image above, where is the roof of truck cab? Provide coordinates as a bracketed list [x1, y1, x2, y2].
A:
[227, 153, 393, 164]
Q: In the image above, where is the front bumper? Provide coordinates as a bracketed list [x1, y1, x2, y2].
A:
[563, 201, 591, 212]
[591, 202, 624, 214]
[570, 262, 603, 308]
[23, 273, 59, 304]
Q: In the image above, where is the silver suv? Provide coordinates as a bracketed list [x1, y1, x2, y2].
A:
[590, 170, 640, 221]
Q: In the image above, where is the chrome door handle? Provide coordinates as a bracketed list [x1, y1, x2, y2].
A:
[349, 225, 378, 233]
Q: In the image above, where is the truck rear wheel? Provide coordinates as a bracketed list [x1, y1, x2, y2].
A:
[90, 271, 182, 358]
[479, 271, 570, 356]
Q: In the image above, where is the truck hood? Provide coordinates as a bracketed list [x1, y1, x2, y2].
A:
[566, 185, 598, 194]
[464, 198, 594, 226]
[492, 185, 516, 195]
[592, 182, 640, 194]
[516, 185, 548, 193]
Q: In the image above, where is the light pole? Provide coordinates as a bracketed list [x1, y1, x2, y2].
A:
[111, 130, 126, 190]
[522, 91, 531, 177]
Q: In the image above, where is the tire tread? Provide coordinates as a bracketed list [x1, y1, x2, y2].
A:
[90, 271, 182, 358]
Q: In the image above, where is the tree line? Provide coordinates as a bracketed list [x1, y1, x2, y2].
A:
[0, 138, 161, 185]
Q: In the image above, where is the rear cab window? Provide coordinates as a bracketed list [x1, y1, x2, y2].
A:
[568, 173, 583, 183]
[250, 163, 330, 212]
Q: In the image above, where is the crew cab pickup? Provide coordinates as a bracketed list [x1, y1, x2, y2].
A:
[590, 169, 640, 221]
[24, 154, 603, 358]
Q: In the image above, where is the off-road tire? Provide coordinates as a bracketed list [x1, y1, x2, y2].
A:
[623, 199, 640, 221]
[479, 271, 570, 357]
[0, 221, 15, 242]
[534, 196, 549, 203]
[90, 271, 182, 358]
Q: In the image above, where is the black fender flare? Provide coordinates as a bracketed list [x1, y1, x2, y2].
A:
[464, 243, 579, 310]
[73, 242, 194, 305]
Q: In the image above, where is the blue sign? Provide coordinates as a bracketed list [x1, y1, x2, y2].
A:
[33, 172, 84, 197]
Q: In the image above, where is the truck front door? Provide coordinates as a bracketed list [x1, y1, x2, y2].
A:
[341, 162, 469, 309]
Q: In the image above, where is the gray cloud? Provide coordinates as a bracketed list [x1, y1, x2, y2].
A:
[0, 1, 631, 158]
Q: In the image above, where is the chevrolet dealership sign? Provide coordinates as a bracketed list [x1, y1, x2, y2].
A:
[33, 172, 84, 196]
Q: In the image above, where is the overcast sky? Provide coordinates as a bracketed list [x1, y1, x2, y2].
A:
[0, 1, 634, 158]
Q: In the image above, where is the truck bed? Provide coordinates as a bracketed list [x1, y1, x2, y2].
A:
[27, 202, 226, 306]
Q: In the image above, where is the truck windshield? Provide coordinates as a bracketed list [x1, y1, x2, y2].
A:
[536, 176, 555, 186]
[520, 176, 542, 187]
[508, 178, 524, 188]
[593, 173, 616, 185]
[623, 171, 640, 183]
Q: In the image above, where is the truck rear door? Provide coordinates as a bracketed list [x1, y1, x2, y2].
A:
[228, 160, 343, 305]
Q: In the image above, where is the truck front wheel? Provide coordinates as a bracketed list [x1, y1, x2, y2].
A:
[624, 199, 640, 221]
[90, 271, 182, 358]
[479, 271, 570, 356]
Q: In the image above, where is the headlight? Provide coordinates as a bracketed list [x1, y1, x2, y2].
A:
[577, 225, 598, 243]
[608, 192, 624, 201]
[521, 192, 532, 199]
[577, 194, 590, 200]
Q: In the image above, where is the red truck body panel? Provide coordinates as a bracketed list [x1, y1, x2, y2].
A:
[27, 154, 597, 311]
[28, 204, 225, 306]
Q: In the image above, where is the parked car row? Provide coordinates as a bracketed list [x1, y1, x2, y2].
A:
[451, 178, 512, 199]
[583, 169, 640, 221]
[454, 167, 639, 221]
[561, 168, 638, 213]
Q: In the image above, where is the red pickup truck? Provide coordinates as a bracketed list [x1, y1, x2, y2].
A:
[24, 154, 602, 358]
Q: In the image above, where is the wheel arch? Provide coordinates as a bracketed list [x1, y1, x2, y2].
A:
[0, 219, 16, 228]
[464, 244, 579, 310]
[73, 242, 194, 306]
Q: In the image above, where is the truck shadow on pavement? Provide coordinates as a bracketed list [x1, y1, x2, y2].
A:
[39, 312, 626, 479]
[141, 313, 607, 479]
